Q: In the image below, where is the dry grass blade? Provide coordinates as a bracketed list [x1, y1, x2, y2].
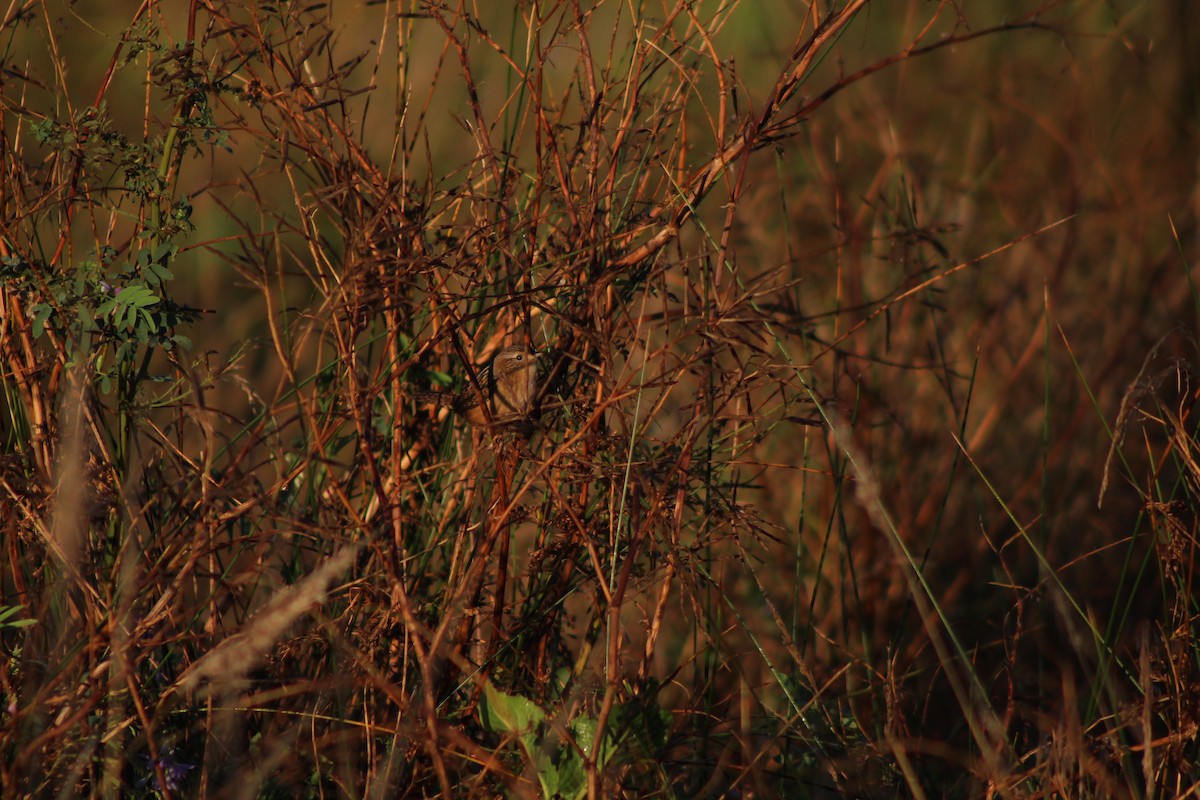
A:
[175, 544, 363, 698]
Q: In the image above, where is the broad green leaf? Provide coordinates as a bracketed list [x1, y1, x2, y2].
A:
[31, 304, 52, 337]
[481, 683, 545, 734]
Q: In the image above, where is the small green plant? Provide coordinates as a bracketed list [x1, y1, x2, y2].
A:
[481, 681, 670, 799]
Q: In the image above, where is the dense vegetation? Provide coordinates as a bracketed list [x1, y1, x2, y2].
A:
[2, 1, 1198, 796]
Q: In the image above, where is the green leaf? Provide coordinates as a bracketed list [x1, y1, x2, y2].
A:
[535, 753, 560, 798]
[31, 304, 52, 337]
[147, 261, 174, 284]
[481, 683, 545, 735]
[151, 242, 176, 263]
[555, 737, 588, 800]
[114, 285, 159, 308]
[0, 605, 35, 629]
[32, 118, 55, 144]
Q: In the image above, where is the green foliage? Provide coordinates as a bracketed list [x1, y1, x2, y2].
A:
[5, 246, 196, 395]
[481, 683, 670, 800]
[15, 93, 203, 401]
[0, 605, 36, 630]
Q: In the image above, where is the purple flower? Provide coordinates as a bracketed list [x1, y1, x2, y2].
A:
[138, 750, 194, 792]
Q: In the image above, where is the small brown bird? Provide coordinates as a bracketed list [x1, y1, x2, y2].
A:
[415, 345, 538, 426]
